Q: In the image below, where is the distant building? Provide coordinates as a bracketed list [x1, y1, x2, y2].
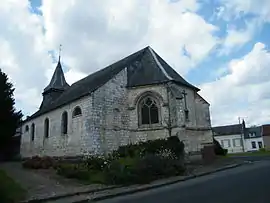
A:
[244, 126, 264, 151]
[262, 125, 270, 150]
[212, 122, 245, 154]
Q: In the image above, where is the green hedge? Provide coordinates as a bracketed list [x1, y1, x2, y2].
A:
[113, 136, 185, 159]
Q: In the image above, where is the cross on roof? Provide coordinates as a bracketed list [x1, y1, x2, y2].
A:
[59, 44, 62, 61]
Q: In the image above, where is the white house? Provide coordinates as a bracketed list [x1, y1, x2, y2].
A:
[244, 126, 264, 151]
[213, 123, 245, 154]
[20, 46, 213, 158]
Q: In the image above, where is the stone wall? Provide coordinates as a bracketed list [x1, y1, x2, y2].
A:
[20, 96, 92, 157]
[86, 68, 130, 155]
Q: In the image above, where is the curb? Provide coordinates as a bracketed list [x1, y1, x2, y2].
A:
[78, 162, 250, 202]
[21, 185, 121, 203]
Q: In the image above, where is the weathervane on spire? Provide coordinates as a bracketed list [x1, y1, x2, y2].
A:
[58, 44, 62, 62]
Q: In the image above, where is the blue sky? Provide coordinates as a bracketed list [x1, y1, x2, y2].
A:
[1, 0, 270, 126]
[188, 0, 270, 85]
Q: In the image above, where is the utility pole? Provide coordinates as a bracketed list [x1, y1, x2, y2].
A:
[238, 116, 245, 152]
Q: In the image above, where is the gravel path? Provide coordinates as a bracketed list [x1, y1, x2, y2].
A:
[0, 162, 110, 201]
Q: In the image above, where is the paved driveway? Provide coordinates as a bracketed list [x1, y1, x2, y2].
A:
[97, 161, 270, 203]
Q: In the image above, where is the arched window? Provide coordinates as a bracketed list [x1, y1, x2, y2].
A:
[31, 123, 35, 141]
[139, 96, 160, 125]
[61, 111, 68, 134]
[72, 106, 82, 117]
[44, 118, 49, 138]
[25, 125, 29, 132]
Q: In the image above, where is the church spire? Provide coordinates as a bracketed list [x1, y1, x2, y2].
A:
[40, 45, 69, 109]
[44, 45, 69, 93]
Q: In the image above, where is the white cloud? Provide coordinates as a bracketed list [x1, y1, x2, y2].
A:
[218, 20, 256, 55]
[0, 0, 51, 116]
[0, 0, 220, 116]
[41, 0, 219, 76]
[217, 0, 270, 22]
[200, 42, 270, 126]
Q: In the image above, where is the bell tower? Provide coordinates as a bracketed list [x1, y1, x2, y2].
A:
[40, 45, 69, 109]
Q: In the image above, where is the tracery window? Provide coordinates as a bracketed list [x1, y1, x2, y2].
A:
[139, 96, 160, 125]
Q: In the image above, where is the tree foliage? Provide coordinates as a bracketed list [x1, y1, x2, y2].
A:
[0, 69, 22, 152]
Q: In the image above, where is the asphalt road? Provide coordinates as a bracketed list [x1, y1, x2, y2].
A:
[95, 161, 270, 203]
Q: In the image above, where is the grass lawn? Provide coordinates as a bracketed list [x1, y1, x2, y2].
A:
[0, 169, 26, 203]
[228, 150, 270, 157]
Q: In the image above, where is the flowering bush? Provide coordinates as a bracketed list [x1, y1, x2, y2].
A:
[53, 136, 186, 185]
[157, 148, 177, 159]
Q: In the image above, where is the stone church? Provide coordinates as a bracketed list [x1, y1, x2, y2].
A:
[20, 46, 213, 158]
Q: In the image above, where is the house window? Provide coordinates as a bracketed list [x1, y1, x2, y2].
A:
[258, 141, 263, 149]
[249, 132, 256, 137]
[139, 96, 159, 125]
[25, 125, 29, 132]
[72, 106, 82, 118]
[31, 123, 35, 141]
[222, 139, 230, 148]
[233, 138, 241, 147]
[44, 118, 49, 138]
[61, 111, 68, 135]
[251, 141, 256, 149]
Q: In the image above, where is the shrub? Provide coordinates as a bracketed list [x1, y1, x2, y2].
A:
[112, 136, 185, 159]
[213, 139, 228, 156]
[84, 155, 108, 171]
[103, 157, 139, 185]
[22, 156, 56, 169]
[104, 155, 185, 185]
[56, 162, 107, 184]
[133, 154, 185, 183]
[56, 163, 90, 180]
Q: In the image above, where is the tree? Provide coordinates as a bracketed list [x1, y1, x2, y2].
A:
[0, 69, 22, 155]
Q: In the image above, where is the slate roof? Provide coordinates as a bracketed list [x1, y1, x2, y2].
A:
[244, 126, 262, 139]
[27, 46, 199, 121]
[212, 124, 243, 136]
[44, 61, 70, 92]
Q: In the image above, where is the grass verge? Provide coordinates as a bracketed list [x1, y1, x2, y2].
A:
[0, 169, 26, 203]
[228, 150, 270, 157]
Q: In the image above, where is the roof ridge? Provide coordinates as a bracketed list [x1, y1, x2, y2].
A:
[147, 47, 173, 80]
